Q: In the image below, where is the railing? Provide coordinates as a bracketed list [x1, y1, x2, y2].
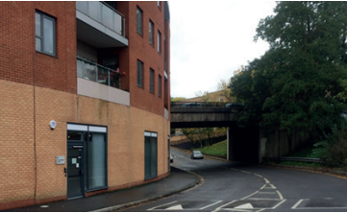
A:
[171, 101, 244, 109]
[76, 1, 125, 37]
[77, 56, 121, 89]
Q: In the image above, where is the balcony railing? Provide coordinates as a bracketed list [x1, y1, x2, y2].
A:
[76, 1, 125, 37]
[77, 56, 121, 89]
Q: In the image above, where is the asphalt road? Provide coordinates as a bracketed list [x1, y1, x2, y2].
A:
[122, 149, 347, 212]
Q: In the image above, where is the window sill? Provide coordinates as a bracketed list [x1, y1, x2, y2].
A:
[85, 186, 108, 193]
[35, 50, 57, 58]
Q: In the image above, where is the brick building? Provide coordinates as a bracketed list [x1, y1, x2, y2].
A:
[0, 1, 170, 210]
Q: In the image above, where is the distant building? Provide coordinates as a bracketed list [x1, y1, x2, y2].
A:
[0, 1, 170, 210]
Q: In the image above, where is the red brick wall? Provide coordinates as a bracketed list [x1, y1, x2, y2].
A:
[126, 1, 167, 117]
[0, 2, 77, 94]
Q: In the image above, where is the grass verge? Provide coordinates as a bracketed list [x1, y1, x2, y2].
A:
[196, 140, 227, 157]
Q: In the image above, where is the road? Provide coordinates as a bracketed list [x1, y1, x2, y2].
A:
[122, 149, 347, 212]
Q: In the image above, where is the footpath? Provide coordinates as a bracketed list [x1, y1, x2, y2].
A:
[4, 167, 200, 212]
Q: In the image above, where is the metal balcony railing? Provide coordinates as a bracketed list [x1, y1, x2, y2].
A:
[76, 1, 125, 37]
[77, 56, 121, 89]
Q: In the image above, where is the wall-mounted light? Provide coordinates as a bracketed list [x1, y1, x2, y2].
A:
[49, 120, 57, 130]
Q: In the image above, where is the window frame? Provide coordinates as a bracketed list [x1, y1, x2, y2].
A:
[136, 6, 143, 36]
[149, 20, 154, 46]
[158, 75, 162, 98]
[157, 31, 161, 54]
[157, 1, 161, 10]
[144, 131, 158, 180]
[137, 60, 144, 88]
[150, 68, 155, 94]
[35, 10, 56, 57]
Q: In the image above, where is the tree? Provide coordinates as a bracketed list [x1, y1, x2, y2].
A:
[230, 1, 347, 142]
[171, 97, 186, 102]
[194, 91, 211, 102]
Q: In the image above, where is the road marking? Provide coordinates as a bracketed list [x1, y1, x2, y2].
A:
[165, 204, 183, 210]
[199, 200, 223, 210]
[264, 178, 270, 183]
[276, 190, 284, 200]
[147, 200, 177, 211]
[258, 192, 276, 194]
[235, 202, 254, 209]
[291, 199, 304, 209]
[241, 191, 259, 200]
[255, 208, 266, 212]
[248, 198, 280, 200]
[254, 173, 263, 178]
[240, 170, 251, 174]
[272, 199, 287, 209]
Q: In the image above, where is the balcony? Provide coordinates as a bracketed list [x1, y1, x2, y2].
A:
[76, 1, 128, 48]
[77, 56, 130, 106]
[77, 56, 121, 88]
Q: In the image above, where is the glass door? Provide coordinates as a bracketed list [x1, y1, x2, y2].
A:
[67, 143, 84, 199]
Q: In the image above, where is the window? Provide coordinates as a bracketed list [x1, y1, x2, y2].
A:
[149, 20, 154, 45]
[136, 6, 143, 35]
[157, 31, 161, 53]
[35, 11, 56, 56]
[158, 75, 162, 97]
[137, 60, 143, 87]
[87, 132, 107, 190]
[144, 131, 157, 179]
[157, 1, 161, 10]
[150, 68, 154, 93]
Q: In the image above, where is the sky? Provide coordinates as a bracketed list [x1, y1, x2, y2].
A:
[169, 1, 277, 99]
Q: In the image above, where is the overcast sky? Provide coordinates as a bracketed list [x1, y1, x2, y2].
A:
[169, 1, 277, 99]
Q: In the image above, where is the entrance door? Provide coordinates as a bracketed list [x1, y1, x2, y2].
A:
[67, 143, 84, 199]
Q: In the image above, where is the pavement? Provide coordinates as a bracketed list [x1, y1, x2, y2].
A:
[4, 167, 200, 212]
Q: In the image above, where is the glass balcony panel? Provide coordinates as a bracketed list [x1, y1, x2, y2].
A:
[84, 62, 97, 82]
[76, 1, 88, 14]
[102, 5, 114, 31]
[113, 13, 122, 35]
[110, 71, 120, 89]
[88, 1, 102, 23]
[76, 1, 124, 37]
[97, 67, 108, 85]
[77, 59, 84, 78]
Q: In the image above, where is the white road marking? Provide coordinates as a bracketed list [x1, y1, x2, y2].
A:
[255, 208, 266, 212]
[272, 199, 287, 209]
[264, 178, 270, 183]
[241, 191, 259, 200]
[165, 204, 183, 210]
[258, 192, 276, 194]
[254, 173, 263, 178]
[291, 199, 304, 209]
[240, 170, 251, 174]
[147, 200, 177, 211]
[235, 203, 254, 209]
[199, 200, 223, 210]
[276, 190, 284, 200]
[213, 200, 237, 212]
[248, 198, 280, 200]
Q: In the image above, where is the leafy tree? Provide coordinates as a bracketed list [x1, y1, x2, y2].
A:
[194, 91, 211, 102]
[230, 1, 347, 145]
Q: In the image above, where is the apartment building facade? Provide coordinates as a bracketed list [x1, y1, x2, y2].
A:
[0, 1, 170, 210]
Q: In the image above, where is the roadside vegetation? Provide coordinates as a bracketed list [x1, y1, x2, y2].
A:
[195, 140, 227, 158]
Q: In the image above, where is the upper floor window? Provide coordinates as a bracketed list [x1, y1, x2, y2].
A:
[150, 68, 154, 93]
[35, 11, 56, 56]
[136, 6, 143, 35]
[157, 31, 161, 54]
[157, 1, 161, 10]
[158, 75, 162, 97]
[149, 20, 154, 46]
[137, 60, 143, 88]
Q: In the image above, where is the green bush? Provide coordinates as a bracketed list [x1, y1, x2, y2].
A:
[313, 125, 347, 168]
